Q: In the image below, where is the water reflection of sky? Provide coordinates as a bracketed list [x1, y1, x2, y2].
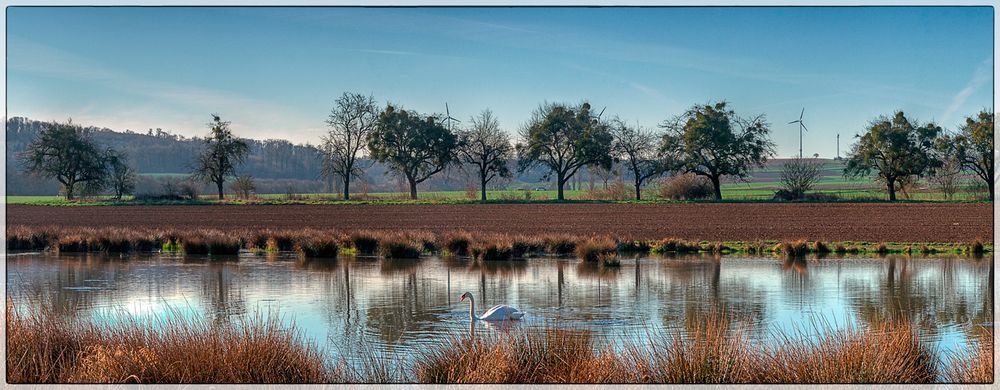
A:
[6, 252, 993, 369]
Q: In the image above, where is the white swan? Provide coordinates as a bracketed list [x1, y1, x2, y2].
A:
[460, 292, 524, 322]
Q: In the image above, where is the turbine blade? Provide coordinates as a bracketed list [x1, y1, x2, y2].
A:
[800, 107, 804, 120]
[801, 123, 809, 132]
[788, 120, 799, 124]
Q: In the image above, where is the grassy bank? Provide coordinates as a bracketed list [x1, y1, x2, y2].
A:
[7, 301, 991, 384]
[7, 226, 992, 258]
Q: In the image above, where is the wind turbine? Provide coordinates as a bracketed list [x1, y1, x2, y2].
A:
[443, 102, 461, 132]
[836, 134, 841, 160]
[788, 108, 808, 159]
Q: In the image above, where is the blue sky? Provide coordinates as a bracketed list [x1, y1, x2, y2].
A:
[6, 6, 994, 158]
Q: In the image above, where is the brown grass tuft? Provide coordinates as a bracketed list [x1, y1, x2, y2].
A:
[944, 329, 994, 383]
[575, 237, 617, 262]
[6, 300, 333, 384]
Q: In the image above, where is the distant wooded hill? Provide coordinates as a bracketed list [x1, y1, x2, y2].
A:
[4, 117, 558, 196]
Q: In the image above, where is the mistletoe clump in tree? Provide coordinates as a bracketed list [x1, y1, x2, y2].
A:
[659, 102, 775, 200]
[517, 102, 614, 201]
[368, 104, 458, 200]
[192, 114, 250, 200]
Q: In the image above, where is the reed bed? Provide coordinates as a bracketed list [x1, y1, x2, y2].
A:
[944, 329, 994, 383]
[412, 314, 973, 384]
[7, 297, 991, 384]
[757, 319, 938, 383]
[6, 225, 992, 260]
[6, 300, 335, 384]
[416, 327, 626, 383]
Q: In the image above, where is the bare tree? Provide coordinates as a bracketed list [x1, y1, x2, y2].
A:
[929, 154, 962, 200]
[231, 174, 256, 200]
[105, 149, 136, 200]
[612, 119, 671, 200]
[192, 114, 249, 200]
[456, 109, 513, 203]
[322, 92, 379, 200]
[779, 158, 821, 199]
[20, 120, 107, 200]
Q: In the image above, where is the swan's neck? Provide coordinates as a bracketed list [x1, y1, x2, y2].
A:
[467, 296, 477, 321]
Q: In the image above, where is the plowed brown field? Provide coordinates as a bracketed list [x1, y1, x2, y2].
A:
[5, 203, 993, 242]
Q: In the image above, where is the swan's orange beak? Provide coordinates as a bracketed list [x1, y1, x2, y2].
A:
[460, 295, 465, 301]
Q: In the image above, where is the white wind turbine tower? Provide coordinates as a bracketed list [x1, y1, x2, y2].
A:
[788, 108, 809, 158]
[443, 102, 461, 132]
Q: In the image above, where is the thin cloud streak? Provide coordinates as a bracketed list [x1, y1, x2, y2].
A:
[941, 58, 992, 124]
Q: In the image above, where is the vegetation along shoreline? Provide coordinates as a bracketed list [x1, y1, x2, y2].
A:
[6, 226, 991, 261]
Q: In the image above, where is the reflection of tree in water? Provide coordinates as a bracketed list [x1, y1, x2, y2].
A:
[848, 256, 992, 336]
[379, 258, 423, 276]
[575, 261, 621, 281]
[779, 255, 817, 312]
[363, 261, 454, 344]
[647, 255, 767, 336]
[14, 253, 132, 317]
[200, 264, 245, 325]
[457, 260, 527, 307]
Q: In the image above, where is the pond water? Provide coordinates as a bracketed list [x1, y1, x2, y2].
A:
[5, 252, 993, 369]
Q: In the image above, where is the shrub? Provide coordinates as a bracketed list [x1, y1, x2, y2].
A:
[778, 158, 821, 200]
[657, 174, 713, 200]
[812, 241, 831, 254]
[231, 175, 256, 200]
[583, 180, 631, 201]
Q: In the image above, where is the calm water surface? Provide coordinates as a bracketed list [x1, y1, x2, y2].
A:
[6, 252, 993, 366]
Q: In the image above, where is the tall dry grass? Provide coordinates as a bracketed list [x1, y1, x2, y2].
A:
[575, 237, 617, 262]
[757, 319, 938, 383]
[944, 329, 994, 383]
[416, 327, 626, 383]
[413, 314, 952, 384]
[6, 300, 335, 384]
[8, 297, 983, 384]
[623, 312, 756, 383]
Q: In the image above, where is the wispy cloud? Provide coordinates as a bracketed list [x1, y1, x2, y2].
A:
[941, 58, 992, 124]
[567, 63, 669, 103]
[7, 35, 321, 142]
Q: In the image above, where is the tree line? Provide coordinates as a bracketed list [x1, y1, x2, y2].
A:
[18, 92, 994, 202]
